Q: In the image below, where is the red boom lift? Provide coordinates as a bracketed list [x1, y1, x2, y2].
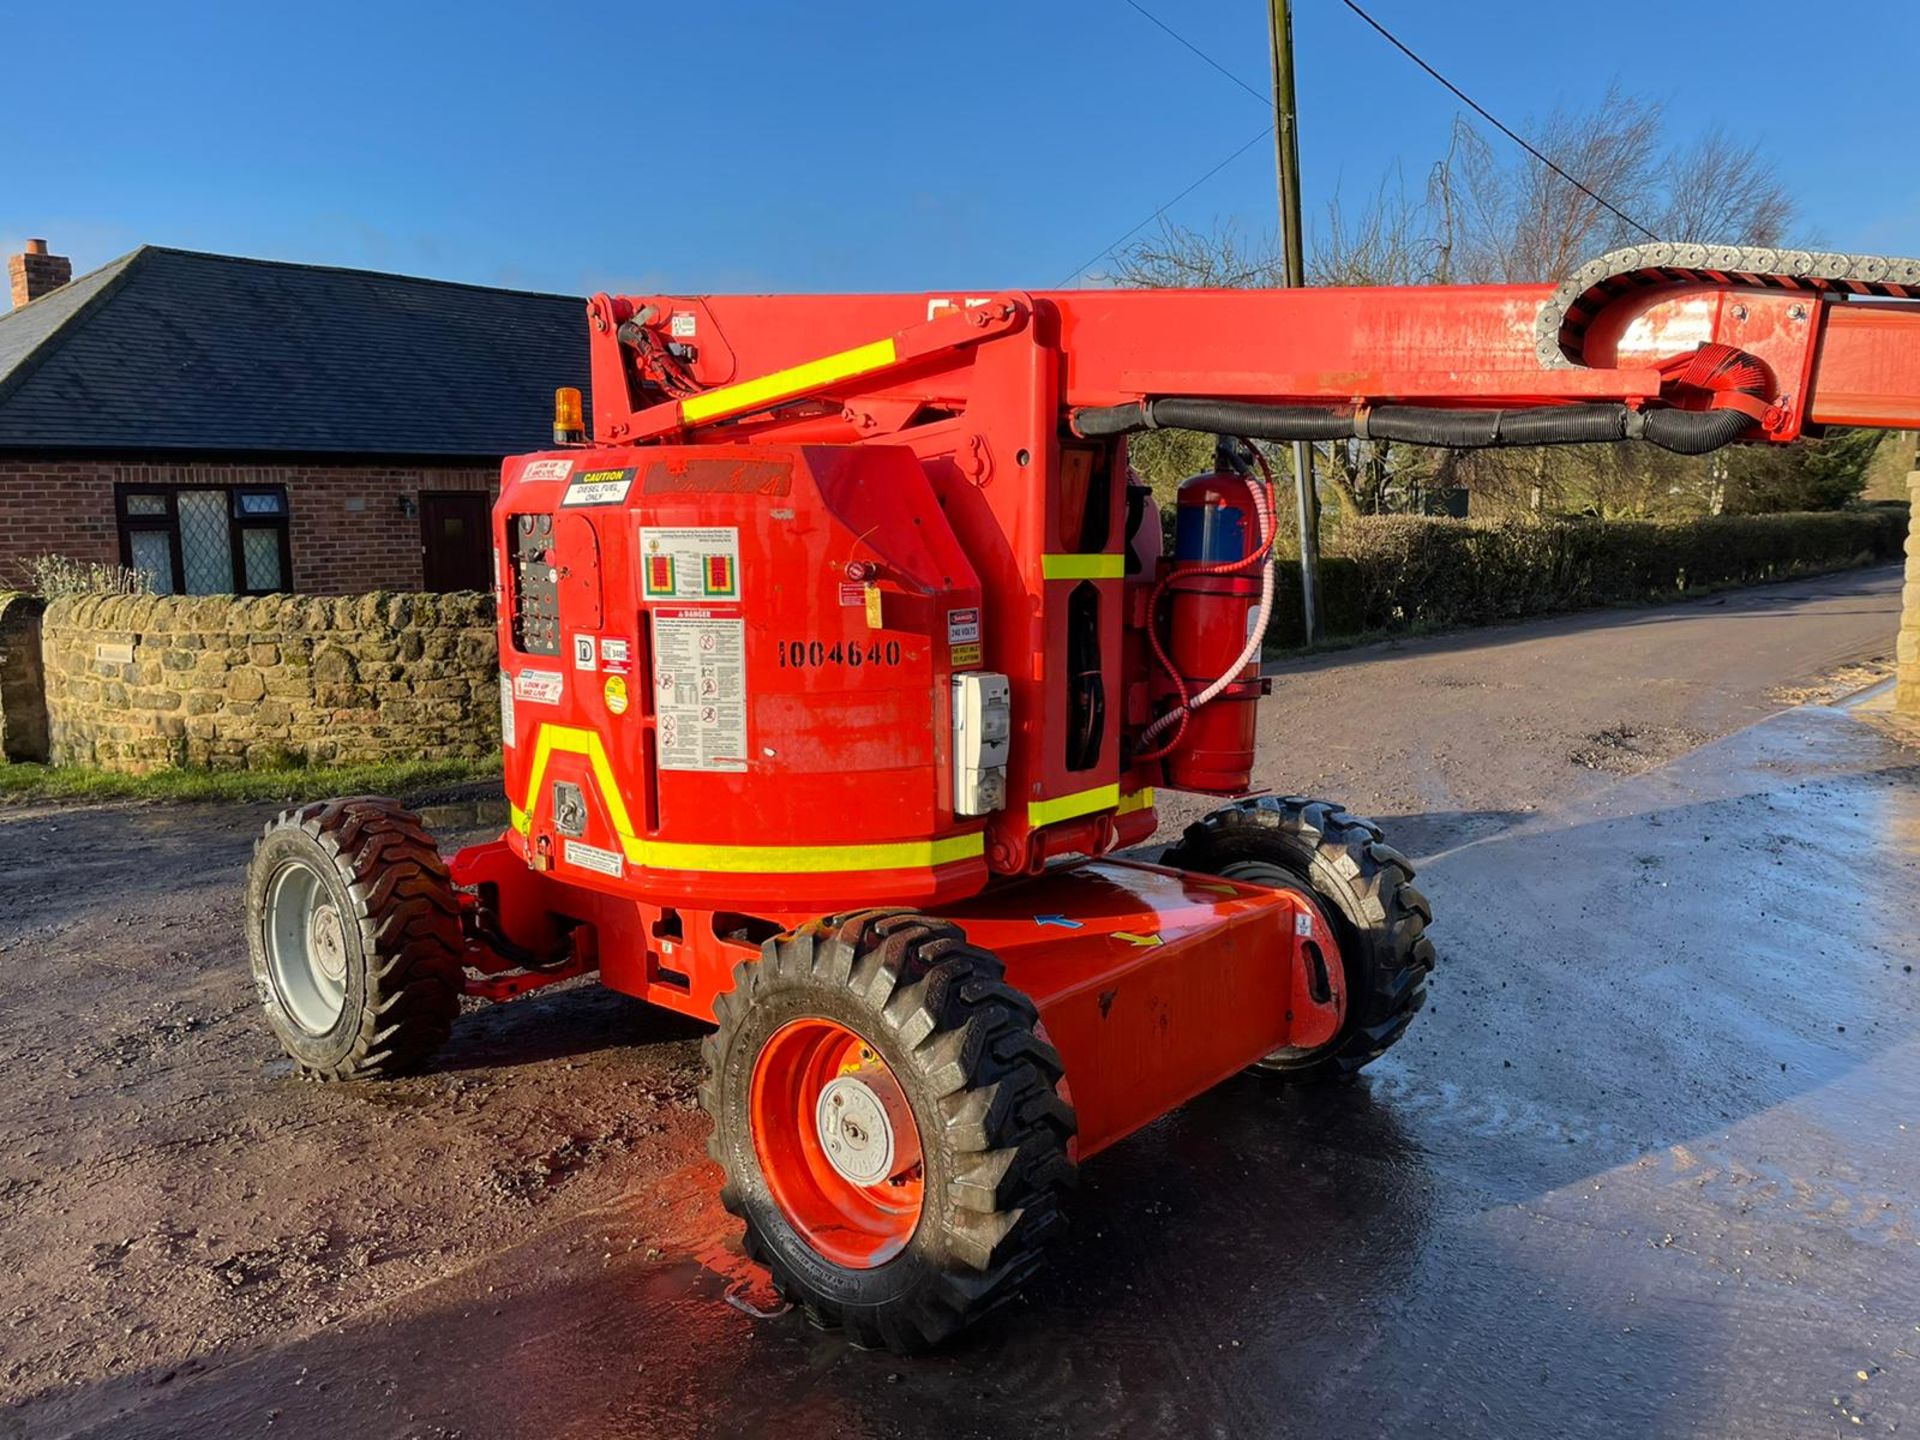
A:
[244, 243, 1920, 1350]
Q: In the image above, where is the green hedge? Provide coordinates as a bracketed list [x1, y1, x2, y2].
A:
[1261, 507, 1907, 647]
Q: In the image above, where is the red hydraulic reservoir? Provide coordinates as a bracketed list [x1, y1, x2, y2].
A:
[1160, 472, 1268, 794]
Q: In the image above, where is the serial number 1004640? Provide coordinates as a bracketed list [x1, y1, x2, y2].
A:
[776, 638, 904, 669]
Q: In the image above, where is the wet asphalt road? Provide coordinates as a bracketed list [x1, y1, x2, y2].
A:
[6, 566, 1919, 1438]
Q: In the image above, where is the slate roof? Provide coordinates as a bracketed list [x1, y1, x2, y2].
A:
[0, 247, 591, 457]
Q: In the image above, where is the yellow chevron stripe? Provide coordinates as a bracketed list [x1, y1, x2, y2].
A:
[510, 724, 981, 874]
[681, 338, 899, 423]
[1041, 553, 1125, 580]
[1027, 782, 1120, 828]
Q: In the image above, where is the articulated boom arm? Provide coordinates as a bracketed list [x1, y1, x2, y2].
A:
[587, 244, 1920, 454]
[543, 242, 1920, 888]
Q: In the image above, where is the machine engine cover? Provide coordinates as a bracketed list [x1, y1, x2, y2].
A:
[495, 443, 990, 911]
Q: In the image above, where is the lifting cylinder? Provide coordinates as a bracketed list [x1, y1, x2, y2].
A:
[1162, 473, 1265, 793]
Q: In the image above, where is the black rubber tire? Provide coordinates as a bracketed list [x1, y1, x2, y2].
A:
[245, 796, 464, 1081]
[702, 910, 1076, 1353]
[1161, 796, 1434, 1081]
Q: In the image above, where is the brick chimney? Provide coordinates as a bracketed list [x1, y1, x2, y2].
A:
[8, 239, 72, 309]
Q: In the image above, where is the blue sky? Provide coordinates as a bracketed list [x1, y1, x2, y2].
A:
[7, 0, 1917, 298]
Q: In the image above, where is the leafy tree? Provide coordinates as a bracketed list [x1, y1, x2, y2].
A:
[1724, 429, 1883, 514]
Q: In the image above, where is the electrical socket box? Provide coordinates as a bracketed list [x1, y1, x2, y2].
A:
[951, 672, 1010, 817]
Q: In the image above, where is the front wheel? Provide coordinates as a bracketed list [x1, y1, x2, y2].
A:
[245, 796, 464, 1081]
[701, 910, 1076, 1352]
[1162, 796, 1435, 1081]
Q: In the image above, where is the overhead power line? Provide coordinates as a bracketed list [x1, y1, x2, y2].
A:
[1057, 125, 1272, 288]
[1065, 0, 1660, 287]
[1121, 0, 1268, 105]
[1335, 0, 1658, 241]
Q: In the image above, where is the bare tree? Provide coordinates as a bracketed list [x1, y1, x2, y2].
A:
[1110, 220, 1284, 290]
[1099, 92, 1806, 522]
[1311, 172, 1441, 287]
[1658, 128, 1794, 247]
[1424, 89, 1661, 285]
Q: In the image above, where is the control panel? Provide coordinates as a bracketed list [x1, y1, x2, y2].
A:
[510, 513, 561, 656]
[951, 671, 1010, 816]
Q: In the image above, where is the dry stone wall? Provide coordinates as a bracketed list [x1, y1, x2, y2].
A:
[1902, 472, 1920, 714]
[40, 592, 499, 772]
[0, 592, 48, 762]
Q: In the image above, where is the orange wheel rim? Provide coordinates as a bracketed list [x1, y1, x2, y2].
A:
[749, 1018, 924, 1269]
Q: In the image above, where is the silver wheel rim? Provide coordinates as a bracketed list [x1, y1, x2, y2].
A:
[265, 860, 350, 1035]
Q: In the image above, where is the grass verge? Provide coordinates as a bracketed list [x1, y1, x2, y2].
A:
[0, 756, 502, 806]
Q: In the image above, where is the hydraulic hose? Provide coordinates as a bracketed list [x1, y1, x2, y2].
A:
[1071, 354, 1773, 457]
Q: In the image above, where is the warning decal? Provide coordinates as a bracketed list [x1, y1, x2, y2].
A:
[514, 669, 564, 705]
[640, 527, 741, 601]
[520, 458, 574, 483]
[561, 467, 636, 508]
[652, 609, 748, 772]
[564, 840, 624, 878]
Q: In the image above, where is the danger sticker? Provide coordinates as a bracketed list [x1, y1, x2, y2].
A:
[652, 609, 747, 772]
[563, 840, 624, 878]
[561, 467, 636, 508]
[520, 458, 574, 482]
[640, 527, 741, 601]
[947, 607, 981, 644]
[514, 669, 564, 704]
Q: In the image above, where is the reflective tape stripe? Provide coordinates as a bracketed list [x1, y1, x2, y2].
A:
[1115, 787, 1155, 816]
[511, 724, 981, 873]
[638, 833, 983, 874]
[1041, 553, 1125, 580]
[681, 338, 899, 423]
[1027, 782, 1120, 828]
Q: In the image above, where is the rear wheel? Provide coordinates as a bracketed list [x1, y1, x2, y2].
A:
[702, 910, 1075, 1352]
[245, 796, 464, 1081]
[1162, 796, 1434, 1081]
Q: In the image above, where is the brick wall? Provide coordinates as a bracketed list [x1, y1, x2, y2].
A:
[0, 457, 499, 594]
[42, 592, 500, 772]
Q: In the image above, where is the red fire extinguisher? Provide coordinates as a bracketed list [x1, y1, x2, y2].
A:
[1139, 450, 1276, 793]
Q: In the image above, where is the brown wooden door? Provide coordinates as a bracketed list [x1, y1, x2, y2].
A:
[419, 491, 493, 593]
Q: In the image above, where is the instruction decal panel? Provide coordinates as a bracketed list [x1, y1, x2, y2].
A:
[652, 608, 748, 772]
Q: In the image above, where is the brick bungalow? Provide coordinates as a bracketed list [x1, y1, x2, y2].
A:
[0, 239, 589, 594]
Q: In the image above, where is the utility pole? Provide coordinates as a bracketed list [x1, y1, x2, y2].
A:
[1267, 0, 1321, 644]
